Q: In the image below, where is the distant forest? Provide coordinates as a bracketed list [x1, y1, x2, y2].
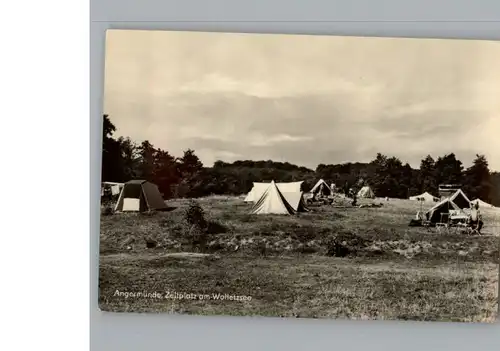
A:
[102, 114, 500, 206]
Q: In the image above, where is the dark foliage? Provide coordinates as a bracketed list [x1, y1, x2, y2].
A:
[101, 114, 500, 206]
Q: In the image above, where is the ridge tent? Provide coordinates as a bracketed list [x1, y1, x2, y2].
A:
[449, 189, 471, 209]
[280, 191, 308, 212]
[310, 179, 333, 197]
[244, 181, 303, 202]
[250, 181, 293, 215]
[357, 186, 375, 199]
[409, 192, 439, 202]
[425, 198, 461, 224]
[114, 180, 167, 212]
[250, 181, 305, 215]
[471, 198, 494, 208]
[244, 182, 269, 202]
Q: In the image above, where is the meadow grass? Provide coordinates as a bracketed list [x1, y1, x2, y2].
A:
[99, 196, 499, 322]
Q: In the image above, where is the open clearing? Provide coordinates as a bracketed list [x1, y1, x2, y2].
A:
[99, 196, 499, 322]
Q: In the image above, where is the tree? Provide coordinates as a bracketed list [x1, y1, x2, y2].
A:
[177, 149, 203, 177]
[213, 160, 227, 168]
[137, 140, 156, 181]
[418, 155, 438, 194]
[463, 154, 492, 202]
[101, 114, 125, 182]
[370, 153, 388, 196]
[153, 148, 179, 197]
[176, 149, 204, 197]
[491, 172, 500, 206]
[401, 163, 418, 198]
[117, 137, 140, 180]
[370, 153, 411, 198]
[435, 153, 463, 185]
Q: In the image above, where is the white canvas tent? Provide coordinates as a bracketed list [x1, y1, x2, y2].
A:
[425, 197, 461, 223]
[449, 189, 471, 209]
[409, 192, 439, 202]
[357, 186, 375, 199]
[244, 181, 303, 202]
[471, 198, 494, 208]
[114, 180, 167, 212]
[250, 181, 307, 215]
[310, 179, 333, 197]
[281, 191, 308, 212]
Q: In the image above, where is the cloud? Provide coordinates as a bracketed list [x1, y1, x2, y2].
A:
[103, 30, 500, 171]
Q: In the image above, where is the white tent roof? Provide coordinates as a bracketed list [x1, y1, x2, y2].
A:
[471, 198, 494, 208]
[409, 191, 438, 201]
[244, 181, 303, 202]
[449, 189, 471, 209]
[250, 181, 296, 215]
[357, 185, 375, 198]
[281, 191, 307, 212]
[310, 179, 333, 195]
[244, 182, 270, 202]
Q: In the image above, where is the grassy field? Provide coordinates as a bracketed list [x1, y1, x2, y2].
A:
[99, 196, 499, 322]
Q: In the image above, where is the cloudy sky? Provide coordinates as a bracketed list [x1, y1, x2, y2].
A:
[103, 30, 500, 171]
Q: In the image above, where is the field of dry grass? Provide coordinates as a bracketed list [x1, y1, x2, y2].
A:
[99, 196, 499, 322]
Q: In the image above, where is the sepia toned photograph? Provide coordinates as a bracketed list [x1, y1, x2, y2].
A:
[98, 29, 499, 322]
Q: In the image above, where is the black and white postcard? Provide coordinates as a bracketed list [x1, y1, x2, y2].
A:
[99, 30, 499, 322]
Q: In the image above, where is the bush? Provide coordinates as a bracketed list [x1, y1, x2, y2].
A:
[290, 225, 327, 243]
[206, 220, 228, 234]
[184, 200, 207, 229]
[322, 230, 368, 257]
[184, 201, 209, 251]
[324, 237, 351, 257]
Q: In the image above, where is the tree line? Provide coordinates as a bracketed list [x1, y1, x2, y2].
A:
[102, 114, 500, 205]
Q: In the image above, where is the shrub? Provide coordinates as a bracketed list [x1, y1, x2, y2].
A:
[184, 200, 207, 229]
[184, 201, 209, 251]
[290, 225, 318, 243]
[256, 241, 268, 257]
[324, 237, 351, 257]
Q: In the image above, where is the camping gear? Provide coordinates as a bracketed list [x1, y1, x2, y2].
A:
[114, 180, 167, 212]
[425, 198, 460, 224]
[111, 184, 121, 196]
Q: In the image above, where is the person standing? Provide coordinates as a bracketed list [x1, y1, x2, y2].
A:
[469, 202, 483, 233]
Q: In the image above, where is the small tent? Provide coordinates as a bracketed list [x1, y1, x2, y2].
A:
[449, 189, 471, 209]
[250, 181, 307, 215]
[114, 180, 167, 212]
[471, 198, 494, 208]
[310, 179, 333, 197]
[280, 191, 308, 212]
[425, 198, 461, 224]
[357, 186, 375, 199]
[244, 181, 303, 202]
[409, 192, 439, 202]
[244, 182, 270, 202]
